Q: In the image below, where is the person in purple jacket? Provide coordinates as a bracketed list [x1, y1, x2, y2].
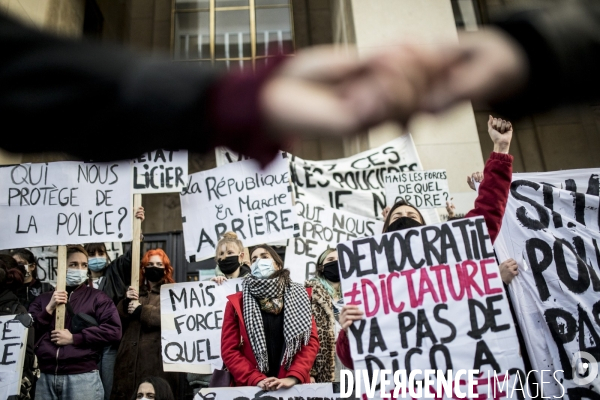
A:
[29, 245, 122, 400]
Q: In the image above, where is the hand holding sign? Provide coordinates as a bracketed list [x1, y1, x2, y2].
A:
[45, 290, 67, 314]
[51, 329, 74, 346]
[339, 305, 363, 332]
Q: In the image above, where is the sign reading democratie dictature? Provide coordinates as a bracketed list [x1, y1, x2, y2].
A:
[180, 154, 299, 262]
[160, 279, 242, 372]
[385, 169, 450, 210]
[0, 315, 28, 400]
[215, 135, 441, 223]
[0, 161, 133, 249]
[285, 199, 383, 283]
[337, 217, 529, 399]
[132, 149, 188, 194]
[494, 169, 600, 399]
[196, 383, 335, 400]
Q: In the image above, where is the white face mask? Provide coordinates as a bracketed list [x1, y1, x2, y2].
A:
[251, 258, 276, 279]
[66, 269, 88, 286]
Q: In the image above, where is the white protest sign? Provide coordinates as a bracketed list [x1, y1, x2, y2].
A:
[216, 135, 441, 223]
[494, 169, 600, 398]
[0, 162, 133, 249]
[132, 149, 188, 194]
[385, 169, 449, 210]
[29, 242, 123, 288]
[160, 279, 242, 372]
[285, 200, 383, 283]
[0, 315, 28, 400]
[180, 154, 299, 262]
[338, 217, 527, 399]
[196, 383, 335, 400]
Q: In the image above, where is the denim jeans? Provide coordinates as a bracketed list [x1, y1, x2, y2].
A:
[98, 344, 118, 400]
[36, 370, 104, 400]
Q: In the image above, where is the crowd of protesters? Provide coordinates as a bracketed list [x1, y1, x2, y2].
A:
[0, 115, 527, 400]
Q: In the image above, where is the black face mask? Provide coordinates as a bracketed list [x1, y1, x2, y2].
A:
[387, 216, 424, 232]
[145, 267, 165, 282]
[218, 255, 241, 275]
[322, 260, 340, 283]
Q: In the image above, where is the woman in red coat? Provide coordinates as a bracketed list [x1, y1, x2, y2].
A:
[221, 244, 319, 390]
[336, 115, 515, 369]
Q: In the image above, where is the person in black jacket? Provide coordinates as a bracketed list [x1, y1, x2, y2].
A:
[0, 255, 36, 400]
[82, 206, 144, 400]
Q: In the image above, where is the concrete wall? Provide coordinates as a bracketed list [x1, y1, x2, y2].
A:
[336, 0, 483, 214]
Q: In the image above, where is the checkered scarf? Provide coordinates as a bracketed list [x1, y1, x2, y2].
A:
[242, 270, 312, 373]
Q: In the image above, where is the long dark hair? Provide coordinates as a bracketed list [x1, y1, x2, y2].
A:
[10, 248, 38, 280]
[131, 376, 174, 400]
[0, 254, 24, 292]
[382, 199, 426, 233]
[83, 243, 112, 263]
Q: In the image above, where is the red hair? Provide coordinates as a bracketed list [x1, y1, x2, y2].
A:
[140, 249, 175, 287]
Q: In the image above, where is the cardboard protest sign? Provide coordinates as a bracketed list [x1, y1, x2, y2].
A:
[0, 315, 28, 399]
[132, 149, 188, 194]
[196, 383, 335, 400]
[216, 136, 441, 223]
[160, 279, 242, 372]
[285, 200, 383, 283]
[385, 169, 449, 210]
[494, 169, 600, 398]
[180, 154, 299, 262]
[338, 217, 527, 399]
[0, 162, 132, 249]
[29, 242, 122, 288]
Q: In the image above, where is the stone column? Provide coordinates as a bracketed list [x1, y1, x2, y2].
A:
[335, 0, 484, 218]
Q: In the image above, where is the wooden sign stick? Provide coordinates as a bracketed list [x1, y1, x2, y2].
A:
[55, 245, 67, 330]
[131, 194, 143, 290]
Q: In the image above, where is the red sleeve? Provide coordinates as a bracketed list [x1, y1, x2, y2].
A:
[286, 317, 320, 383]
[336, 329, 355, 369]
[220, 300, 267, 387]
[208, 57, 288, 168]
[465, 152, 513, 243]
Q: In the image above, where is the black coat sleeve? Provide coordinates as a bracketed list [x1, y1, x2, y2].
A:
[102, 248, 133, 304]
[0, 13, 220, 161]
[493, 1, 600, 117]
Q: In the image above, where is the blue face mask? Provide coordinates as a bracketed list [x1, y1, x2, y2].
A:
[66, 269, 88, 286]
[251, 258, 276, 279]
[88, 257, 107, 272]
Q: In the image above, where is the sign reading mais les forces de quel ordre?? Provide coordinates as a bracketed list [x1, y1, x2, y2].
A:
[0, 162, 133, 248]
[338, 217, 528, 399]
